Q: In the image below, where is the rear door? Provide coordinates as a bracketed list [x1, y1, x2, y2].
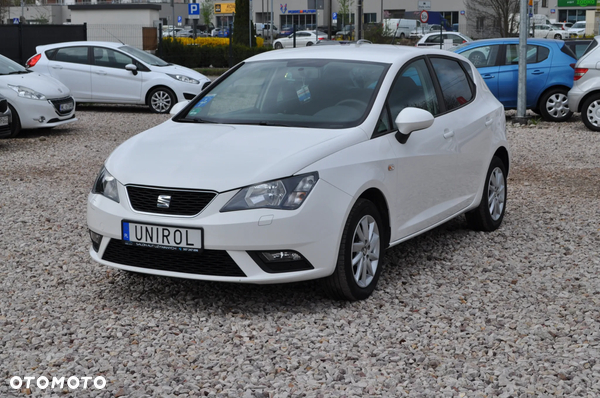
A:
[90, 47, 143, 102]
[498, 44, 551, 108]
[44, 46, 92, 100]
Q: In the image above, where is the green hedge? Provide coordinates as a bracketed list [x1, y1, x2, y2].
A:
[158, 38, 271, 68]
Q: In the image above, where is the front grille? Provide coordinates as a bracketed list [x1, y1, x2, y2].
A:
[49, 96, 75, 116]
[102, 239, 246, 277]
[127, 185, 216, 216]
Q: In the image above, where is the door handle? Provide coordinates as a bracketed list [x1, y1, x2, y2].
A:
[443, 130, 454, 139]
[532, 70, 544, 75]
[95, 71, 107, 75]
[482, 74, 495, 79]
[51, 65, 63, 69]
[485, 119, 493, 126]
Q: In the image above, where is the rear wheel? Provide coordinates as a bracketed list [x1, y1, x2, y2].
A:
[148, 87, 176, 114]
[581, 94, 600, 131]
[466, 156, 507, 232]
[554, 33, 562, 39]
[321, 199, 386, 301]
[306, 41, 313, 46]
[539, 87, 572, 122]
[7, 104, 21, 138]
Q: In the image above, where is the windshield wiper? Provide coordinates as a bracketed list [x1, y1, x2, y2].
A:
[8, 70, 30, 75]
[181, 117, 216, 123]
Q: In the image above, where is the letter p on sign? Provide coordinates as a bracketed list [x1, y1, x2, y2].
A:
[188, 3, 199, 15]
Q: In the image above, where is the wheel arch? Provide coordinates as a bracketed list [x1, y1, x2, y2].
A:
[573, 89, 600, 113]
[494, 146, 510, 176]
[357, 188, 391, 248]
[144, 85, 178, 105]
[535, 84, 571, 111]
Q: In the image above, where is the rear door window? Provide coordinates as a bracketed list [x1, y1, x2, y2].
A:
[429, 57, 474, 112]
[51, 46, 89, 64]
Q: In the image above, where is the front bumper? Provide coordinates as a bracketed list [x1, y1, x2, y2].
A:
[87, 179, 353, 284]
[16, 96, 77, 130]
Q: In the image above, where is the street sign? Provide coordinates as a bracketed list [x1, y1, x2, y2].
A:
[332, 12, 337, 19]
[188, 3, 200, 19]
[419, 10, 429, 24]
[418, 1, 431, 11]
[13, 18, 19, 24]
[177, 16, 182, 23]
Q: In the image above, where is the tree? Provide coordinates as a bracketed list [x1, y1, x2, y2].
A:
[201, 0, 214, 29]
[337, 0, 355, 28]
[232, 0, 256, 46]
[464, 0, 520, 39]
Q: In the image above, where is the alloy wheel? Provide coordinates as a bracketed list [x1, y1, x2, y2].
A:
[487, 167, 505, 221]
[351, 215, 380, 288]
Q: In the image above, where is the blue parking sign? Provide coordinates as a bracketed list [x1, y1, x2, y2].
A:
[13, 18, 19, 24]
[188, 3, 200, 15]
[332, 12, 337, 19]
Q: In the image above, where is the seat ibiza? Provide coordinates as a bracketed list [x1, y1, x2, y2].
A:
[87, 44, 510, 300]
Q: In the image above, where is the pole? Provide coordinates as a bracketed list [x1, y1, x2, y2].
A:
[249, 0, 252, 47]
[270, 0, 274, 45]
[357, 0, 362, 40]
[516, 0, 528, 121]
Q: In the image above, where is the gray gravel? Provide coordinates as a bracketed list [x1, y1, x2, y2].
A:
[1, 106, 599, 397]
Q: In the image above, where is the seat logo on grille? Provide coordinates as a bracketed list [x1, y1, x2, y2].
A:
[157, 195, 171, 208]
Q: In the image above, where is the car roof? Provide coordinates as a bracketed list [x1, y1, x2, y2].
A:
[456, 38, 564, 46]
[36, 41, 128, 51]
[247, 43, 465, 65]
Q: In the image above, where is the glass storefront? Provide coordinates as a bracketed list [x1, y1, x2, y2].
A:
[558, 9, 587, 23]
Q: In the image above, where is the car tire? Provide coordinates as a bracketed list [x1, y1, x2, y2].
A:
[306, 41, 313, 46]
[554, 34, 562, 39]
[148, 87, 176, 114]
[274, 42, 283, 49]
[465, 156, 507, 232]
[321, 199, 386, 301]
[539, 87, 572, 122]
[580, 94, 600, 131]
[399, 32, 406, 39]
[7, 104, 21, 138]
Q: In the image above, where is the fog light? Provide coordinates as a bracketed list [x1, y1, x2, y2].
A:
[89, 229, 103, 252]
[261, 251, 302, 262]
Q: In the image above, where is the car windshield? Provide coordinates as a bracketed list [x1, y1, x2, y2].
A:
[118, 45, 171, 66]
[0, 55, 29, 75]
[177, 59, 389, 129]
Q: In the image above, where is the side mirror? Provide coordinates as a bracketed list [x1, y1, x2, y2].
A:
[201, 80, 211, 90]
[170, 100, 190, 116]
[394, 107, 434, 144]
[125, 64, 138, 76]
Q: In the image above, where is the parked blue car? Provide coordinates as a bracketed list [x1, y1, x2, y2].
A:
[452, 38, 576, 122]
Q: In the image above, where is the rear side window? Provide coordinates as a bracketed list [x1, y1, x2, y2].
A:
[51, 47, 89, 64]
[582, 40, 598, 57]
[505, 44, 549, 65]
[430, 57, 474, 112]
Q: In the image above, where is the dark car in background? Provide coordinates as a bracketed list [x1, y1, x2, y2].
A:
[453, 38, 577, 122]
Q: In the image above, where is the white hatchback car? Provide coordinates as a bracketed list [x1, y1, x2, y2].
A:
[87, 44, 510, 301]
[0, 54, 76, 138]
[273, 31, 327, 49]
[26, 41, 211, 113]
[415, 32, 472, 50]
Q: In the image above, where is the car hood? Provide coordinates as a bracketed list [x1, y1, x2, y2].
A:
[0, 72, 71, 98]
[149, 63, 209, 81]
[105, 120, 368, 192]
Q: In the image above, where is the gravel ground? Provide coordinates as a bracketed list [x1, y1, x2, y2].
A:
[0, 106, 599, 397]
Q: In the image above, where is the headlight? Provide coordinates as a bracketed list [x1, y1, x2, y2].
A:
[92, 166, 120, 203]
[167, 73, 200, 84]
[221, 172, 318, 212]
[8, 84, 46, 100]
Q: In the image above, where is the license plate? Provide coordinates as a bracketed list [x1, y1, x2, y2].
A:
[122, 221, 202, 252]
[60, 102, 74, 112]
[0, 116, 7, 126]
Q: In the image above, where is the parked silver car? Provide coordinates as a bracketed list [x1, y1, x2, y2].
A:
[568, 36, 600, 131]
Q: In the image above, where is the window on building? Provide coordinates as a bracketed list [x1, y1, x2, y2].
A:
[476, 17, 485, 31]
[364, 13, 377, 23]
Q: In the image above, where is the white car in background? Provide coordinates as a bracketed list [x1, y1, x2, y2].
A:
[87, 44, 510, 301]
[415, 32, 472, 49]
[273, 31, 327, 49]
[568, 21, 586, 38]
[26, 41, 211, 114]
[531, 24, 569, 39]
[0, 54, 76, 138]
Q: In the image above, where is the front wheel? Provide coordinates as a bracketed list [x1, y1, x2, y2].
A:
[306, 41, 313, 46]
[581, 94, 600, 131]
[539, 87, 572, 122]
[274, 42, 283, 49]
[465, 156, 507, 232]
[321, 199, 387, 301]
[554, 34, 562, 39]
[148, 87, 176, 114]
